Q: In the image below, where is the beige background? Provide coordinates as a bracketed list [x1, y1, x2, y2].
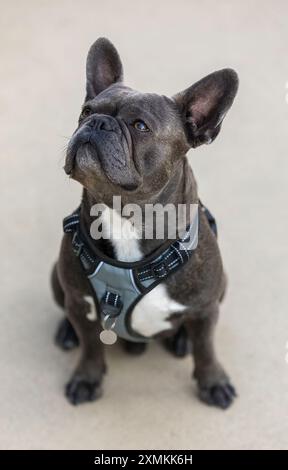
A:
[1, 0, 288, 450]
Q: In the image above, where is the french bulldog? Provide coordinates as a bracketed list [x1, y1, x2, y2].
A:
[51, 38, 238, 408]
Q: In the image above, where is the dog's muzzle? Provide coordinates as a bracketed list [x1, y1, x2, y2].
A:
[65, 114, 130, 175]
[64, 114, 141, 187]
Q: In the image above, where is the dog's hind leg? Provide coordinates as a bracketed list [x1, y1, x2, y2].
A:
[51, 263, 79, 351]
[163, 324, 191, 358]
[123, 324, 191, 357]
[51, 262, 65, 308]
[55, 317, 79, 351]
[122, 340, 147, 355]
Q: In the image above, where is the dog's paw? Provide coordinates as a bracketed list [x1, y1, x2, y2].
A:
[163, 326, 191, 358]
[55, 318, 79, 351]
[65, 377, 103, 405]
[123, 340, 147, 355]
[198, 382, 237, 410]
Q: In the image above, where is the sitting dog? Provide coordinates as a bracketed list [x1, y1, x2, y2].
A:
[51, 38, 238, 408]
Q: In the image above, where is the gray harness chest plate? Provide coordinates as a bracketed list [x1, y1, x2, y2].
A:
[63, 203, 215, 342]
[87, 262, 144, 342]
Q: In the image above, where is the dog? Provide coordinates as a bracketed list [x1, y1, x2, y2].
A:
[51, 37, 238, 408]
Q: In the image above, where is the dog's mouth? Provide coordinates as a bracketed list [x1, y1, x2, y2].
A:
[64, 129, 93, 175]
[65, 117, 142, 191]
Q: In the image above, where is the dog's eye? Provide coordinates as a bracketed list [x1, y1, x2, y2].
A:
[80, 107, 92, 119]
[133, 120, 150, 132]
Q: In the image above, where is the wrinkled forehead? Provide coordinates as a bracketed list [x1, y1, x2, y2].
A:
[87, 84, 179, 128]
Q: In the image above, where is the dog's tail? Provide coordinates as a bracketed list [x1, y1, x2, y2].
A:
[51, 263, 65, 309]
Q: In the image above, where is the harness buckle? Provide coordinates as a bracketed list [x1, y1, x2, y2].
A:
[100, 291, 123, 319]
[151, 260, 169, 279]
[72, 232, 83, 257]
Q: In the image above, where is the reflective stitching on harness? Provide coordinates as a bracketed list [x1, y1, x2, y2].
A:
[171, 244, 183, 264]
[83, 248, 95, 264]
[163, 251, 175, 261]
[65, 220, 79, 228]
[138, 250, 174, 277]
[155, 272, 167, 278]
[138, 268, 151, 275]
[140, 275, 154, 282]
[64, 215, 79, 226]
[167, 259, 179, 268]
[87, 261, 103, 279]
[181, 230, 190, 242]
[154, 265, 166, 272]
[129, 269, 141, 294]
[177, 241, 190, 259]
[138, 251, 175, 276]
[140, 258, 179, 281]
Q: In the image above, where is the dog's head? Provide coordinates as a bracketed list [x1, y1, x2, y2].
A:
[65, 38, 238, 203]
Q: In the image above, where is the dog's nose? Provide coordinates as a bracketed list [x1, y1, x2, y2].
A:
[87, 114, 117, 132]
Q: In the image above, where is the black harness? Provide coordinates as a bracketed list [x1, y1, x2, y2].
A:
[63, 202, 217, 342]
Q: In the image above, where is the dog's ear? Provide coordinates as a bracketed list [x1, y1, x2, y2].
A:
[85, 37, 123, 100]
[173, 69, 238, 148]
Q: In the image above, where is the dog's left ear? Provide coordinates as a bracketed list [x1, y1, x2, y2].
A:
[173, 69, 238, 148]
[85, 37, 123, 101]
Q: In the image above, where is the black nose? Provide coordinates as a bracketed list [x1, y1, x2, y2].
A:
[87, 114, 117, 132]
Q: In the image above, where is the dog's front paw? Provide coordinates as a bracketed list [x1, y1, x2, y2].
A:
[55, 318, 79, 351]
[65, 376, 103, 405]
[198, 382, 237, 410]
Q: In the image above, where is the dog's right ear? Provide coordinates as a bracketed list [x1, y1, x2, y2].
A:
[85, 38, 123, 101]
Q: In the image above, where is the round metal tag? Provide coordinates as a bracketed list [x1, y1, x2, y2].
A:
[100, 329, 117, 345]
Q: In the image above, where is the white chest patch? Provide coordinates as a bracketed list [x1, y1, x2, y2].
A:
[101, 207, 186, 337]
[131, 283, 186, 337]
[101, 206, 142, 262]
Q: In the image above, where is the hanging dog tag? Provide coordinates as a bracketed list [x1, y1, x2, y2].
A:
[100, 314, 117, 345]
[100, 329, 117, 345]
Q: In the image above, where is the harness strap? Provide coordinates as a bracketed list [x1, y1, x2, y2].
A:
[101, 290, 123, 317]
[63, 201, 217, 291]
[63, 202, 218, 342]
[134, 225, 198, 292]
[199, 200, 218, 238]
[63, 210, 99, 271]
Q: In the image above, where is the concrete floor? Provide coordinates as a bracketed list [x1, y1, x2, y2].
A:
[1, 0, 288, 450]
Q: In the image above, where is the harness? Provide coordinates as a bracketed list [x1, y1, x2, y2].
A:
[63, 202, 217, 343]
